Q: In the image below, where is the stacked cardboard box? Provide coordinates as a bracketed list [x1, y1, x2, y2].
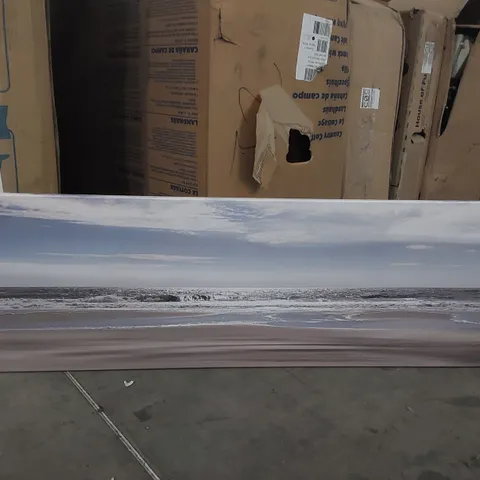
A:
[3, 0, 480, 200]
[389, 9, 448, 200]
[138, 0, 479, 200]
[420, 14, 480, 199]
[80, 0, 396, 199]
[0, 0, 58, 194]
[343, 0, 404, 199]
[57, 0, 352, 198]
[144, 0, 351, 198]
[388, 0, 478, 200]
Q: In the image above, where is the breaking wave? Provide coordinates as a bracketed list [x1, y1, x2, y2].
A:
[1, 287, 480, 313]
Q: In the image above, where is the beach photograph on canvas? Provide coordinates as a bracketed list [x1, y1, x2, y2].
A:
[0, 194, 479, 369]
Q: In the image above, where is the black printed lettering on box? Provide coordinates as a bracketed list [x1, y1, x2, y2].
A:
[310, 31, 350, 144]
[146, 0, 202, 193]
[415, 74, 428, 129]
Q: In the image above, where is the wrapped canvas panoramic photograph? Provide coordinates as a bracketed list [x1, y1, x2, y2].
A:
[0, 194, 479, 370]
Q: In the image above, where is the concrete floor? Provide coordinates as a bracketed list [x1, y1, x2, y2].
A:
[0, 369, 479, 480]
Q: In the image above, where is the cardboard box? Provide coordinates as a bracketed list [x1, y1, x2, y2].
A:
[421, 23, 480, 200]
[0, 0, 58, 193]
[343, 0, 404, 199]
[144, 0, 350, 198]
[389, 10, 447, 200]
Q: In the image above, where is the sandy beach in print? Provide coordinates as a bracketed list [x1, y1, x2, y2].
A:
[1, 320, 479, 371]
[1, 288, 479, 370]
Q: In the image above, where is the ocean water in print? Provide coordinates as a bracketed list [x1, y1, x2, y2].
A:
[1, 287, 480, 331]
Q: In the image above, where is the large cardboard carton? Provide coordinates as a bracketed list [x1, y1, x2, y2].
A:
[144, 0, 350, 198]
[0, 0, 58, 193]
[389, 10, 447, 200]
[421, 23, 480, 200]
[343, 0, 404, 199]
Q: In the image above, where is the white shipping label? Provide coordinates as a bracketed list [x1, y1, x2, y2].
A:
[295, 13, 333, 82]
[421, 42, 435, 74]
[360, 87, 380, 109]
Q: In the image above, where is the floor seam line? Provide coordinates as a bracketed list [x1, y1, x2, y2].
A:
[64, 371, 161, 480]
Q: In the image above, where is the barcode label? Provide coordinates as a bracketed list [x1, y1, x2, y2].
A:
[360, 87, 380, 109]
[317, 39, 329, 53]
[296, 14, 333, 82]
[421, 41, 435, 74]
[304, 68, 317, 81]
[313, 20, 331, 37]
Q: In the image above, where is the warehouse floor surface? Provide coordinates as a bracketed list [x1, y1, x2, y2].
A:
[0, 369, 479, 480]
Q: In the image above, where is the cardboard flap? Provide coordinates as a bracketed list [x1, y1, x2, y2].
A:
[253, 102, 277, 189]
[253, 85, 313, 188]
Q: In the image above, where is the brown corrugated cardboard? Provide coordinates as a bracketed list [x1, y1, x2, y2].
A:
[387, 0, 468, 18]
[144, 0, 350, 198]
[0, 0, 58, 193]
[390, 10, 447, 200]
[343, 0, 404, 199]
[421, 23, 480, 200]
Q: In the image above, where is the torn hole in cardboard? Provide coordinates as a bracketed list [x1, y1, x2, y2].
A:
[411, 131, 426, 143]
[287, 129, 312, 164]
